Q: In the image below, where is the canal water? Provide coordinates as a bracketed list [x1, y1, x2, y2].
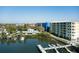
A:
[0, 38, 67, 53]
[0, 38, 78, 53]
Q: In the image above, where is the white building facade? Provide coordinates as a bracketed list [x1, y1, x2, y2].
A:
[50, 22, 79, 43]
[16, 28, 40, 35]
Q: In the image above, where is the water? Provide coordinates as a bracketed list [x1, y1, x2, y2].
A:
[0, 38, 65, 53]
[67, 46, 79, 53]
[0, 38, 77, 53]
[46, 49, 56, 53]
[57, 48, 70, 53]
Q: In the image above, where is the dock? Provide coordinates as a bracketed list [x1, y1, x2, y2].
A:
[37, 45, 46, 53]
[44, 44, 71, 50]
[37, 44, 73, 53]
[65, 47, 72, 53]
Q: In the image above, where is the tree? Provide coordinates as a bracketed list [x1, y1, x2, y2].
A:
[5, 24, 16, 33]
[17, 24, 28, 31]
[34, 26, 45, 32]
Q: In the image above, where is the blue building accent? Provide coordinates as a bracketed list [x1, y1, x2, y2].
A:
[42, 23, 50, 32]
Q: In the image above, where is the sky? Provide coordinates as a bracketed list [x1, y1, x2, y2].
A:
[0, 6, 79, 23]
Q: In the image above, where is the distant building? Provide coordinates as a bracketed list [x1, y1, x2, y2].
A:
[27, 29, 40, 34]
[0, 27, 9, 35]
[0, 28, 3, 33]
[35, 23, 42, 26]
[42, 23, 49, 31]
[28, 24, 36, 27]
[36, 23, 50, 32]
[17, 28, 40, 35]
[50, 22, 79, 43]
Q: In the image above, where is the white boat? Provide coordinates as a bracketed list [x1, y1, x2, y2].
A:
[21, 37, 24, 40]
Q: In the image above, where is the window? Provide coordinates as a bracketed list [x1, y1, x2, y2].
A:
[72, 35, 74, 36]
[72, 26, 74, 27]
[72, 29, 74, 30]
[72, 32, 75, 33]
[72, 23, 75, 24]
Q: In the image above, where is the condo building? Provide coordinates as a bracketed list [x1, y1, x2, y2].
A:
[50, 22, 79, 43]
